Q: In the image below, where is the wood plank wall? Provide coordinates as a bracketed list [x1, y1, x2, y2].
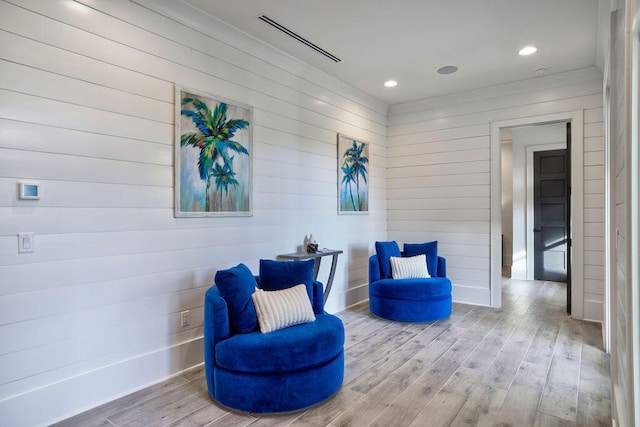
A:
[0, 0, 387, 425]
[387, 67, 605, 315]
[609, 0, 637, 425]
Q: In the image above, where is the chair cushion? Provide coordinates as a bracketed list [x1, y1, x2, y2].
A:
[390, 254, 431, 279]
[214, 263, 257, 333]
[404, 241, 438, 277]
[259, 259, 315, 302]
[252, 284, 316, 333]
[215, 313, 344, 373]
[375, 241, 401, 279]
[369, 277, 452, 300]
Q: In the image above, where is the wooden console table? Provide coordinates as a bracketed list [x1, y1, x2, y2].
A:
[277, 249, 343, 303]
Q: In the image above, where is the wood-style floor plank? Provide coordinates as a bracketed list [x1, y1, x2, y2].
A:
[538, 318, 583, 422]
[51, 375, 190, 427]
[449, 383, 508, 427]
[56, 278, 612, 426]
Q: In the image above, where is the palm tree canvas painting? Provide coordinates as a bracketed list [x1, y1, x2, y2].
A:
[338, 134, 369, 214]
[175, 87, 252, 217]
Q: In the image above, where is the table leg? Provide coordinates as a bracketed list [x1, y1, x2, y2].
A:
[312, 257, 322, 280]
[324, 254, 340, 303]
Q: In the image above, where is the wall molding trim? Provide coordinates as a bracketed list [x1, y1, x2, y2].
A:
[452, 284, 491, 307]
[0, 337, 204, 427]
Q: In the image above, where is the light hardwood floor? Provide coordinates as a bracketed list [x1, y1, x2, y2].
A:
[55, 278, 611, 426]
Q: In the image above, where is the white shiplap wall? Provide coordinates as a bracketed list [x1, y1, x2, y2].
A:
[387, 67, 604, 314]
[583, 104, 606, 322]
[0, 0, 387, 425]
[609, 0, 638, 424]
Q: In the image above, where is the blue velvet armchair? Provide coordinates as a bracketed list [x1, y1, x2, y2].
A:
[369, 241, 452, 322]
[204, 260, 345, 413]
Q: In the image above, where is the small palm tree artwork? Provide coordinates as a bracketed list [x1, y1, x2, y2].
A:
[212, 156, 239, 208]
[339, 136, 369, 212]
[179, 93, 250, 214]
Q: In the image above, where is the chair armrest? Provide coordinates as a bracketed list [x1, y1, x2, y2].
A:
[311, 280, 324, 314]
[204, 285, 231, 399]
[369, 255, 380, 283]
[204, 286, 231, 349]
[436, 256, 447, 277]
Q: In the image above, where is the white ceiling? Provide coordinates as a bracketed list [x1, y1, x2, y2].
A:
[180, 0, 601, 105]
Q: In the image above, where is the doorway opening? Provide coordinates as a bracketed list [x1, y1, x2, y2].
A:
[490, 111, 584, 318]
[499, 122, 572, 313]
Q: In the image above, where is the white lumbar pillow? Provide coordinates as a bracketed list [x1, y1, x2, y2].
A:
[390, 254, 431, 279]
[251, 284, 316, 333]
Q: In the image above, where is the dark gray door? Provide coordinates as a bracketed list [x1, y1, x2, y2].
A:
[533, 149, 568, 282]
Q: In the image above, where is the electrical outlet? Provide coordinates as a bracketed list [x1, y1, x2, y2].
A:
[180, 310, 190, 328]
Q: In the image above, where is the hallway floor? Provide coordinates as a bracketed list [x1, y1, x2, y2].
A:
[55, 278, 611, 426]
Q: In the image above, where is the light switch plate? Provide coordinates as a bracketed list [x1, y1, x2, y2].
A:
[180, 310, 190, 327]
[18, 232, 34, 253]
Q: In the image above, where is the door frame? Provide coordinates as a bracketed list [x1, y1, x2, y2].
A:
[630, 6, 640, 424]
[490, 110, 584, 318]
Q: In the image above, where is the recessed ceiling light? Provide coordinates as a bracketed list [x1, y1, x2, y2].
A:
[384, 80, 398, 88]
[437, 66, 458, 75]
[519, 46, 537, 56]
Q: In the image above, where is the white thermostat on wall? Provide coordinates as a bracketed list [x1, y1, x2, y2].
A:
[18, 181, 40, 200]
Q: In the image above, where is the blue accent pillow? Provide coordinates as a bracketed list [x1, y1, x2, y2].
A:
[259, 259, 315, 303]
[214, 263, 257, 333]
[404, 241, 438, 277]
[375, 241, 401, 279]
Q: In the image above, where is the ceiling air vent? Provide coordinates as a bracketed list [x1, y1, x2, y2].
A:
[258, 14, 341, 63]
